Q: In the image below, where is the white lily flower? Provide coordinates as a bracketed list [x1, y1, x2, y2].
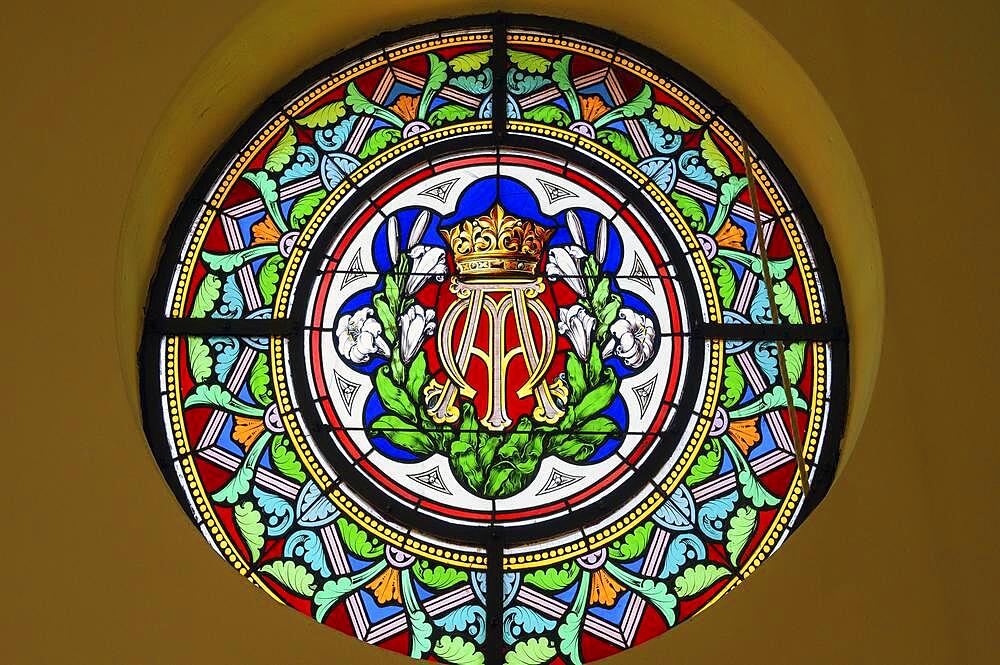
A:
[557, 304, 596, 359]
[545, 245, 588, 296]
[405, 245, 447, 295]
[399, 304, 437, 363]
[608, 308, 656, 368]
[336, 307, 390, 364]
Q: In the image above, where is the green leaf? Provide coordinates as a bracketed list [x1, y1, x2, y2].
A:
[523, 104, 571, 127]
[184, 384, 263, 418]
[242, 170, 286, 231]
[505, 638, 557, 665]
[270, 435, 306, 483]
[597, 128, 639, 163]
[609, 522, 653, 561]
[712, 257, 737, 309]
[524, 563, 580, 591]
[358, 127, 401, 159]
[669, 192, 707, 231]
[449, 50, 491, 73]
[187, 336, 212, 382]
[557, 571, 589, 665]
[371, 414, 435, 455]
[784, 340, 806, 384]
[248, 352, 273, 406]
[258, 254, 284, 307]
[620, 85, 653, 119]
[509, 49, 551, 73]
[604, 563, 678, 626]
[675, 563, 730, 597]
[346, 82, 404, 128]
[314, 561, 387, 622]
[565, 352, 586, 400]
[234, 501, 265, 562]
[684, 438, 723, 487]
[725, 506, 758, 565]
[400, 568, 433, 659]
[652, 104, 701, 132]
[719, 434, 781, 508]
[289, 189, 327, 229]
[586, 342, 603, 386]
[295, 100, 347, 129]
[428, 104, 476, 126]
[405, 351, 428, 404]
[419, 53, 449, 119]
[551, 54, 581, 120]
[335, 517, 384, 559]
[721, 356, 745, 408]
[594, 85, 653, 128]
[414, 562, 467, 590]
[374, 366, 417, 421]
[574, 371, 617, 422]
[772, 280, 803, 324]
[435, 636, 484, 665]
[260, 560, 317, 597]
[264, 126, 297, 173]
[191, 274, 222, 317]
[700, 132, 731, 177]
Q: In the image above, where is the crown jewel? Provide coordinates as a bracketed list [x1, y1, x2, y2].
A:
[440, 204, 553, 278]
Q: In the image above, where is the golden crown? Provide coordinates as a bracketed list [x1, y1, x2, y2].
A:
[440, 204, 553, 278]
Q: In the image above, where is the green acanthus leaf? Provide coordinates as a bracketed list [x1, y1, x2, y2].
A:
[264, 126, 297, 173]
[295, 100, 347, 129]
[260, 560, 317, 597]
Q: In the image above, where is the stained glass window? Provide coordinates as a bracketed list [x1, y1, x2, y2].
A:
[141, 15, 847, 664]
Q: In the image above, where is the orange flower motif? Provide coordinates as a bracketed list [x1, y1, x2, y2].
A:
[579, 95, 611, 124]
[589, 568, 625, 607]
[729, 418, 762, 455]
[366, 566, 402, 605]
[232, 416, 265, 450]
[251, 216, 281, 246]
[715, 219, 746, 250]
[388, 94, 420, 123]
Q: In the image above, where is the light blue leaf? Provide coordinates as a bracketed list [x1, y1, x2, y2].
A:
[319, 152, 360, 190]
[698, 490, 739, 541]
[640, 117, 682, 154]
[295, 481, 340, 527]
[639, 156, 677, 193]
[504, 606, 556, 643]
[678, 149, 717, 188]
[652, 484, 696, 531]
[314, 116, 357, 152]
[209, 336, 240, 382]
[435, 605, 486, 644]
[661, 533, 707, 577]
[279, 145, 319, 185]
[284, 529, 332, 577]
[253, 486, 294, 537]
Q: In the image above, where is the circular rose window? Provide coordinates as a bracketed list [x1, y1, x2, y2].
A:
[141, 15, 847, 664]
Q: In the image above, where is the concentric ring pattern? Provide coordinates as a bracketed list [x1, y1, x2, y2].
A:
[141, 15, 847, 665]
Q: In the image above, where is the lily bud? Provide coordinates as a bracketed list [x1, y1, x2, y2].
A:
[595, 217, 608, 263]
[407, 210, 432, 249]
[387, 215, 400, 264]
[566, 209, 586, 248]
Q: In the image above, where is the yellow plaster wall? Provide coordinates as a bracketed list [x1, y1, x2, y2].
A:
[2, 1, 997, 662]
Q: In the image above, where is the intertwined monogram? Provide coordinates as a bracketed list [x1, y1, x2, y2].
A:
[426, 278, 567, 430]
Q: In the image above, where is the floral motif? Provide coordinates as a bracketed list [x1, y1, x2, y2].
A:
[557, 304, 595, 359]
[607, 308, 656, 368]
[336, 307, 390, 363]
[399, 304, 437, 363]
[404, 245, 447, 295]
[545, 245, 587, 296]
